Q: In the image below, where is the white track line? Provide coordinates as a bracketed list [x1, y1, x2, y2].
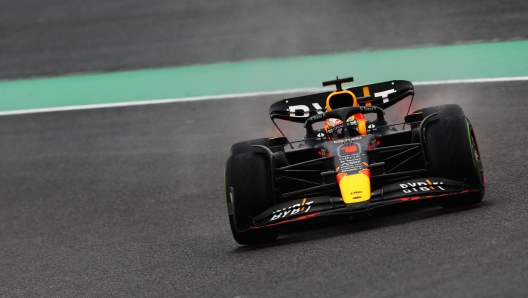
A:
[1, 76, 527, 116]
[413, 76, 528, 85]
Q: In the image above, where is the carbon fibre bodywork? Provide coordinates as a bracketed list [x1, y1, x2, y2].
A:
[227, 79, 485, 236]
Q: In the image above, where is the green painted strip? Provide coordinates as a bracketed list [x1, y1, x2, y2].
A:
[1, 40, 528, 112]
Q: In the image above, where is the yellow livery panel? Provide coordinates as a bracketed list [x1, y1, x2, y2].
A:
[338, 173, 371, 203]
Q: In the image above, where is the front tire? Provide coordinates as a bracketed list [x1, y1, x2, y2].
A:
[225, 152, 280, 245]
[421, 106, 484, 208]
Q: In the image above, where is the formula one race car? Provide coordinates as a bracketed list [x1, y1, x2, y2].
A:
[225, 77, 485, 245]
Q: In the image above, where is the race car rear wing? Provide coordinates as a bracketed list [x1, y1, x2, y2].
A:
[269, 80, 414, 123]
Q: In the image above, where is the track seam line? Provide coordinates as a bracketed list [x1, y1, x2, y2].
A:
[1, 76, 528, 116]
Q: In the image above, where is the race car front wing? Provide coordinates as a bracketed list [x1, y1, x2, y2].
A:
[231, 177, 482, 232]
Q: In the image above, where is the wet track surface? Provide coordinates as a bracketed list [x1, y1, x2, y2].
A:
[1, 82, 528, 297]
[2, 0, 528, 297]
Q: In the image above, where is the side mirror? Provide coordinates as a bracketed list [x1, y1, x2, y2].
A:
[404, 112, 424, 124]
[269, 137, 289, 147]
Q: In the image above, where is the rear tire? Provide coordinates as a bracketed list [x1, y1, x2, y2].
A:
[421, 106, 484, 208]
[225, 153, 280, 245]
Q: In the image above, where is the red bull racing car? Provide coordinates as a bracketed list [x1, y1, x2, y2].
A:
[225, 77, 485, 245]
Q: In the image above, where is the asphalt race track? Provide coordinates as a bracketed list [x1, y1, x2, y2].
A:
[1, 82, 528, 297]
[1, 0, 528, 297]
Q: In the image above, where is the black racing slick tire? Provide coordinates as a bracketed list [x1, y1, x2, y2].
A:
[423, 108, 485, 208]
[225, 152, 280, 245]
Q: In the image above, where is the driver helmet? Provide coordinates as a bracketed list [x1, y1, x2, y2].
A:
[325, 116, 358, 140]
